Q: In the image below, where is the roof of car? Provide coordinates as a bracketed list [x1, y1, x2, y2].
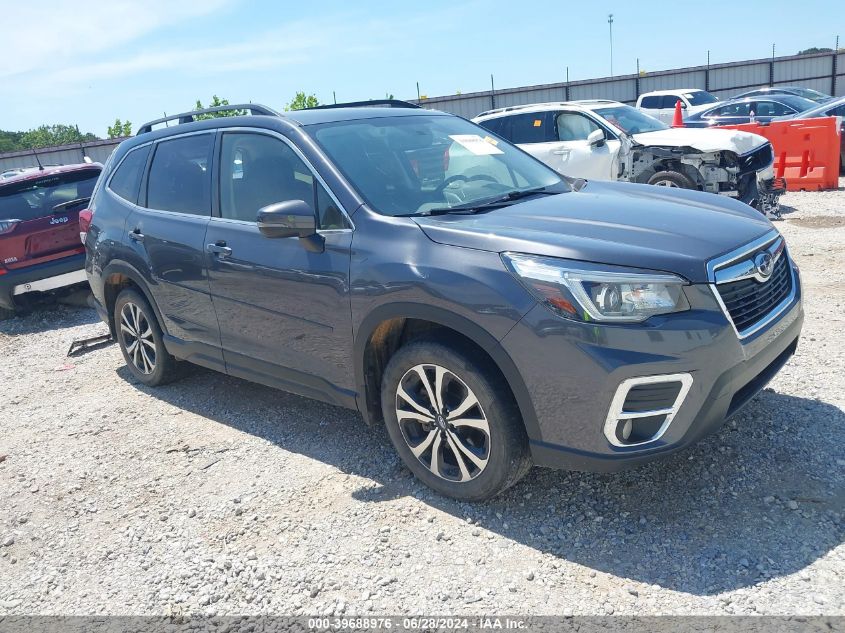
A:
[284, 106, 445, 126]
[475, 100, 623, 119]
[0, 162, 101, 187]
[638, 89, 706, 96]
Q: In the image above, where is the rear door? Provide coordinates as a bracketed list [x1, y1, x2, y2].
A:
[0, 168, 100, 270]
[126, 132, 222, 356]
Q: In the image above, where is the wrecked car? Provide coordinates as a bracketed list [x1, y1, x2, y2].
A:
[473, 100, 784, 217]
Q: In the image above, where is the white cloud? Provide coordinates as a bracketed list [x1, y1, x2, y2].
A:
[0, 0, 232, 78]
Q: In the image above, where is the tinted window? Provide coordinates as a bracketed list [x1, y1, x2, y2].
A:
[219, 133, 315, 223]
[477, 117, 507, 137]
[108, 145, 151, 204]
[828, 104, 845, 117]
[0, 168, 100, 221]
[639, 96, 661, 109]
[146, 134, 212, 215]
[705, 102, 752, 117]
[316, 182, 346, 230]
[660, 95, 683, 108]
[556, 112, 601, 141]
[683, 91, 719, 106]
[508, 112, 555, 144]
[754, 100, 794, 117]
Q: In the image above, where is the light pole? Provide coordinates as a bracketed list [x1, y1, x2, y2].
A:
[608, 14, 614, 77]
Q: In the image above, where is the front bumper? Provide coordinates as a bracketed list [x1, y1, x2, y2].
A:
[0, 253, 86, 310]
[500, 261, 803, 472]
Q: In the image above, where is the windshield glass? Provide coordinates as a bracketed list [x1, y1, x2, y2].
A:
[684, 91, 719, 106]
[593, 105, 667, 134]
[776, 95, 820, 112]
[0, 168, 100, 221]
[310, 114, 565, 216]
[793, 88, 830, 102]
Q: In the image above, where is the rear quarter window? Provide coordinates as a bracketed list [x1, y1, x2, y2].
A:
[108, 145, 151, 204]
[639, 96, 662, 109]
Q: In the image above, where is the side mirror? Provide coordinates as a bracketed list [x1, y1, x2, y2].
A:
[257, 200, 316, 239]
[587, 129, 606, 147]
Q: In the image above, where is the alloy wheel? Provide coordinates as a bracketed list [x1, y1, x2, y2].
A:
[395, 364, 491, 482]
[654, 179, 679, 187]
[120, 301, 156, 375]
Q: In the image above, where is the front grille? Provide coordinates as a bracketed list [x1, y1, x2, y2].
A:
[717, 254, 792, 332]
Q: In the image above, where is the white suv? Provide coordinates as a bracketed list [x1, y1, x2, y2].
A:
[636, 89, 720, 124]
[473, 100, 783, 216]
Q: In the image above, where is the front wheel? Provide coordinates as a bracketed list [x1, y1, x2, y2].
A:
[381, 341, 530, 501]
[647, 170, 695, 189]
[114, 288, 178, 386]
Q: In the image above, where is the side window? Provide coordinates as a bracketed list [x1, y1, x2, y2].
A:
[219, 132, 317, 223]
[639, 96, 661, 109]
[316, 182, 346, 230]
[108, 145, 151, 204]
[756, 101, 793, 116]
[508, 112, 555, 144]
[660, 95, 683, 108]
[146, 134, 212, 214]
[555, 112, 601, 141]
[829, 105, 845, 117]
[706, 102, 752, 117]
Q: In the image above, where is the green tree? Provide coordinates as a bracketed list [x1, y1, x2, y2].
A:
[286, 92, 319, 111]
[193, 95, 247, 119]
[18, 124, 98, 149]
[797, 47, 833, 55]
[107, 118, 132, 138]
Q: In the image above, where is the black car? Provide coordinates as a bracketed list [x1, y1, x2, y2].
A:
[733, 86, 833, 104]
[684, 95, 817, 127]
[84, 101, 803, 500]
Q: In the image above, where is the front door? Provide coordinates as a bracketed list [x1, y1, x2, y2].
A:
[537, 111, 621, 181]
[205, 130, 354, 406]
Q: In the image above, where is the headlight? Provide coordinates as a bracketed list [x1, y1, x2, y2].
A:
[502, 253, 690, 323]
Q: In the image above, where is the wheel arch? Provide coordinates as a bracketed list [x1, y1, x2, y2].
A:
[100, 260, 165, 338]
[354, 303, 541, 441]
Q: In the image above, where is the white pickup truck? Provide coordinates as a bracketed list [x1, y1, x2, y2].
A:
[636, 89, 720, 124]
[473, 100, 783, 217]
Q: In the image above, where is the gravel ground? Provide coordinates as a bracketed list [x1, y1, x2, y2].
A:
[1, 182, 843, 616]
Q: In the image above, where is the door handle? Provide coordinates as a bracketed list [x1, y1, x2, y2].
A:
[551, 149, 570, 155]
[206, 242, 233, 258]
[128, 229, 144, 242]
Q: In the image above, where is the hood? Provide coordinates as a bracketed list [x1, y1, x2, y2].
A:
[413, 180, 772, 283]
[631, 127, 767, 154]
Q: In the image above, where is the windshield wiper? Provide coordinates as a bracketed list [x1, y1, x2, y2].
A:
[52, 196, 91, 212]
[408, 186, 559, 217]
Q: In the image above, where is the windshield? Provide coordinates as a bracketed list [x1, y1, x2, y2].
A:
[684, 91, 718, 106]
[310, 114, 565, 216]
[0, 168, 100, 221]
[792, 88, 831, 103]
[593, 105, 668, 134]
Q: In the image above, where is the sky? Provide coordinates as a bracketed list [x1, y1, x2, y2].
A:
[0, 0, 841, 137]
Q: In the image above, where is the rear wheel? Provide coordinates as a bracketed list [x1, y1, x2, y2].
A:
[114, 288, 178, 386]
[647, 170, 695, 189]
[381, 341, 530, 501]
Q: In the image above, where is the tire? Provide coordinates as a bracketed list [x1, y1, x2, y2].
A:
[114, 288, 178, 386]
[381, 340, 531, 501]
[647, 170, 695, 189]
[0, 306, 16, 321]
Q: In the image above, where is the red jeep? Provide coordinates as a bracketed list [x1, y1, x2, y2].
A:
[0, 163, 102, 319]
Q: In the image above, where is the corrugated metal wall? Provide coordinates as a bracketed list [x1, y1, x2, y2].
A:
[0, 51, 842, 170]
[0, 139, 123, 173]
[417, 51, 844, 118]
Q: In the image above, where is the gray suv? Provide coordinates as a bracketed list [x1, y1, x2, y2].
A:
[84, 101, 803, 501]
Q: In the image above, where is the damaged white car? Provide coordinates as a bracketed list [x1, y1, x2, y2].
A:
[473, 100, 784, 217]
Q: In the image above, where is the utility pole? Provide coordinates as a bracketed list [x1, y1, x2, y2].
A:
[608, 14, 614, 77]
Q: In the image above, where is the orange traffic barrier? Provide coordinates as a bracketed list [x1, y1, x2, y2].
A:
[671, 100, 684, 128]
[721, 117, 841, 191]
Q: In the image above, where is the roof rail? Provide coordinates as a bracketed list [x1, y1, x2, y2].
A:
[137, 103, 279, 135]
[306, 99, 420, 110]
